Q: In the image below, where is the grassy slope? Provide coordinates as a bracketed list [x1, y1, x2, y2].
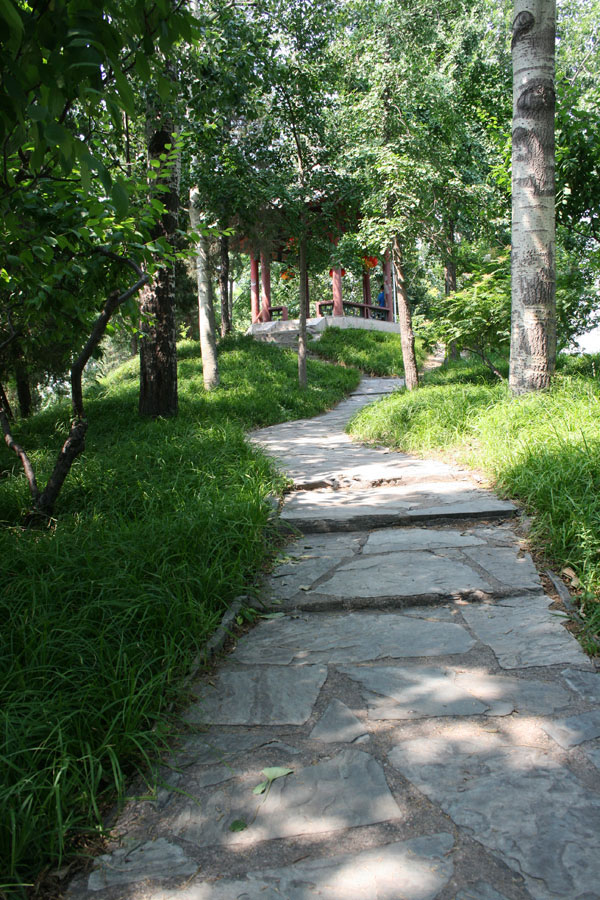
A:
[0, 336, 360, 895]
[348, 355, 600, 651]
[308, 326, 427, 376]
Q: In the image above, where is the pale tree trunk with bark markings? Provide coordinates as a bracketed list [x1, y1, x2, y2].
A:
[298, 236, 308, 389]
[509, 0, 556, 394]
[190, 188, 219, 390]
[392, 236, 419, 391]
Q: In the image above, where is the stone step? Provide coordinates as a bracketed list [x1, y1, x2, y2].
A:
[267, 523, 541, 611]
[280, 483, 517, 534]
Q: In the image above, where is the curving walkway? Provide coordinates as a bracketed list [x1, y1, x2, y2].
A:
[68, 377, 600, 900]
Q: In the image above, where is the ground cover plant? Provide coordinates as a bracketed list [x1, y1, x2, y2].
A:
[308, 326, 427, 376]
[0, 336, 359, 896]
[347, 354, 600, 652]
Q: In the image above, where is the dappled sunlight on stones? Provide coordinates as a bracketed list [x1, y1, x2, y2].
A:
[388, 728, 600, 900]
[152, 834, 454, 900]
[461, 596, 591, 668]
[282, 483, 516, 533]
[231, 612, 475, 665]
[185, 666, 327, 725]
[169, 749, 401, 850]
[341, 665, 570, 721]
[87, 838, 197, 891]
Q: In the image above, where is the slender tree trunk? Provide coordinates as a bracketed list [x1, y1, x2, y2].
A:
[190, 188, 219, 390]
[509, 0, 556, 394]
[139, 104, 179, 418]
[392, 237, 419, 390]
[228, 277, 234, 326]
[298, 236, 308, 389]
[14, 355, 32, 418]
[444, 220, 460, 362]
[219, 234, 232, 337]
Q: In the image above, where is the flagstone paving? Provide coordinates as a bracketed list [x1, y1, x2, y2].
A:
[68, 376, 600, 900]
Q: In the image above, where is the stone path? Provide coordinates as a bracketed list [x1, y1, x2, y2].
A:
[68, 377, 600, 900]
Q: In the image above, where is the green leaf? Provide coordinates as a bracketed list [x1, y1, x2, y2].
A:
[261, 767, 294, 781]
[252, 779, 269, 795]
[111, 181, 129, 218]
[112, 65, 136, 116]
[229, 819, 247, 832]
[252, 766, 293, 794]
[0, 0, 23, 39]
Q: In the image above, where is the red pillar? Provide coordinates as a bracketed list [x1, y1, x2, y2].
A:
[383, 250, 393, 321]
[260, 251, 271, 322]
[362, 270, 372, 317]
[332, 267, 343, 317]
[250, 253, 260, 323]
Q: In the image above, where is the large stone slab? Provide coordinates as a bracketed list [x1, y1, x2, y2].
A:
[152, 834, 455, 900]
[340, 665, 569, 720]
[342, 665, 489, 719]
[541, 710, 600, 748]
[87, 838, 196, 891]
[362, 526, 487, 553]
[561, 667, 600, 702]
[460, 596, 590, 668]
[171, 748, 401, 847]
[281, 483, 516, 532]
[186, 665, 327, 725]
[389, 730, 600, 900]
[310, 552, 492, 603]
[455, 885, 511, 900]
[232, 612, 475, 665]
[310, 699, 368, 743]
[463, 546, 542, 589]
[269, 553, 345, 600]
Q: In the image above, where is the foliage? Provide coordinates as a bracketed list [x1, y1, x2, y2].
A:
[0, 336, 359, 894]
[430, 247, 511, 373]
[0, 0, 194, 406]
[309, 327, 427, 376]
[347, 355, 600, 650]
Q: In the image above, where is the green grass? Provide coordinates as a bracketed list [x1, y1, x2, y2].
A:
[308, 326, 427, 376]
[0, 335, 360, 895]
[348, 356, 600, 651]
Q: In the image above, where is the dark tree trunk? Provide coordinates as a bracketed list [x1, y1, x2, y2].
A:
[228, 277, 234, 327]
[219, 234, 231, 337]
[392, 236, 419, 391]
[2, 262, 148, 523]
[0, 379, 13, 421]
[14, 356, 32, 418]
[139, 103, 179, 418]
[298, 236, 308, 389]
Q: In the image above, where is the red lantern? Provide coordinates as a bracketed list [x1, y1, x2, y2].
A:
[329, 268, 346, 277]
[362, 255, 378, 269]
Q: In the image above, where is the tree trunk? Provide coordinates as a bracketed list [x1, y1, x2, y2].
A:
[444, 220, 460, 362]
[228, 277, 234, 326]
[14, 355, 32, 418]
[190, 188, 219, 390]
[219, 234, 231, 337]
[392, 237, 419, 390]
[509, 0, 556, 394]
[139, 104, 179, 418]
[298, 236, 308, 389]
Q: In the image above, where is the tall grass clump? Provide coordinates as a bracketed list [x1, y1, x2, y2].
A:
[308, 326, 427, 376]
[348, 356, 600, 650]
[0, 335, 359, 895]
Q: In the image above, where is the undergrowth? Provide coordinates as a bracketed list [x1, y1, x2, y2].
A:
[308, 326, 427, 376]
[0, 335, 359, 896]
[348, 353, 600, 652]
